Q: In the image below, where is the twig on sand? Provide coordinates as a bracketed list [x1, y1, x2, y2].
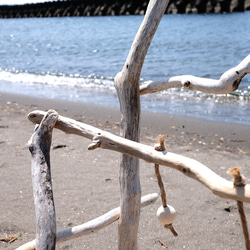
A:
[155, 238, 168, 248]
[0, 233, 21, 243]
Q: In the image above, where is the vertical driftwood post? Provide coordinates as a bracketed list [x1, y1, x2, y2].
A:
[114, 1, 169, 249]
[28, 109, 58, 250]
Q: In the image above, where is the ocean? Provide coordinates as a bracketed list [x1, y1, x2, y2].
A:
[0, 12, 250, 124]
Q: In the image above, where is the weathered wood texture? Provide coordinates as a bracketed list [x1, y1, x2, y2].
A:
[140, 54, 250, 95]
[17, 193, 159, 250]
[114, 1, 169, 248]
[28, 110, 58, 250]
[28, 110, 250, 203]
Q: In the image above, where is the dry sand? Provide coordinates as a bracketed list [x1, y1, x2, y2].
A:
[0, 92, 250, 249]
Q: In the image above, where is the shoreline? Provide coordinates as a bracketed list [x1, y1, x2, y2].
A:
[1, 91, 250, 249]
[1, 91, 250, 153]
[2, 78, 250, 126]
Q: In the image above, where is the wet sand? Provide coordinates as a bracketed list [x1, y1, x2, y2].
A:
[0, 92, 250, 249]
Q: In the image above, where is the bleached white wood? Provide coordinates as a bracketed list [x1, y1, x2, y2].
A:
[114, 1, 169, 249]
[90, 132, 250, 203]
[16, 193, 159, 250]
[28, 110, 250, 203]
[28, 110, 102, 139]
[28, 110, 58, 250]
[140, 54, 250, 95]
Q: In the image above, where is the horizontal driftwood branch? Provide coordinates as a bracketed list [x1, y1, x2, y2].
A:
[16, 193, 158, 250]
[28, 110, 250, 203]
[140, 54, 250, 95]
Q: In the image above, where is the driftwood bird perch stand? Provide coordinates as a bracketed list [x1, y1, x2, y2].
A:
[16, 0, 250, 249]
[18, 108, 250, 250]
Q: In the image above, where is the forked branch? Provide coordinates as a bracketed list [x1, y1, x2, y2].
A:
[28, 110, 250, 203]
[17, 193, 159, 250]
[114, 1, 169, 248]
[140, 54, 250, 95]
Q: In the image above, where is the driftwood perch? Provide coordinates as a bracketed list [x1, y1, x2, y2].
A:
[140, 54, 250, 95]
[17, 193, 159, 250]
[19, 0, 250, 247]
[28, 110, 58, 250]
[114, 1, 170, 248]
[28, 110, 250, 203]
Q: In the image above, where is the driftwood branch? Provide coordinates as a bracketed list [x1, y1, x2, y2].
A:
[28, 110, 58, 250]
[28, 110, 250, 203]
[140, 54, 250, 95]
[114, 1, 169, 248]
[17, 193, 159, 250]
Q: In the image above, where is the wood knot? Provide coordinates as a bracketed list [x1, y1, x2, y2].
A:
[184, 81, 191, 88]
[88, 139, 101, 150]
[29, 113, 36, 119]
[28, 144, 35, 154]
[232, 73, 246, 91]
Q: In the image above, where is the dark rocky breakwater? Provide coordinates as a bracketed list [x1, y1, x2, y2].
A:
[0, 0, 249, 18]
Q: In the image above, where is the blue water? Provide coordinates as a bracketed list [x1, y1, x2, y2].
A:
[0, 13, 250, 124]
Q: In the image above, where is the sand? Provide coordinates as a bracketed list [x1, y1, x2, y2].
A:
[0, 91, 250, 249]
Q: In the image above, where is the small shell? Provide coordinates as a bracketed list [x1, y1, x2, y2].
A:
[157, 205, 176, 225]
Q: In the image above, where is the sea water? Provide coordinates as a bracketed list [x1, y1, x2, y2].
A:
[0, 13, 250, 124]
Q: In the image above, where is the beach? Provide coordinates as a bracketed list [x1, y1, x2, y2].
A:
[1, 91, 250, 249]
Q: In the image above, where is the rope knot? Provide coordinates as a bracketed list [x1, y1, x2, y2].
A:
[227, 166, 246, 186]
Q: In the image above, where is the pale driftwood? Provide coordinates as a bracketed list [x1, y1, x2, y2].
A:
[28, 110, 58, 250]
[28, 110, 250, 203]
[114, 1, 169, 248]
[17, 193, 159, 250]
[140, 54, 250, 95]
